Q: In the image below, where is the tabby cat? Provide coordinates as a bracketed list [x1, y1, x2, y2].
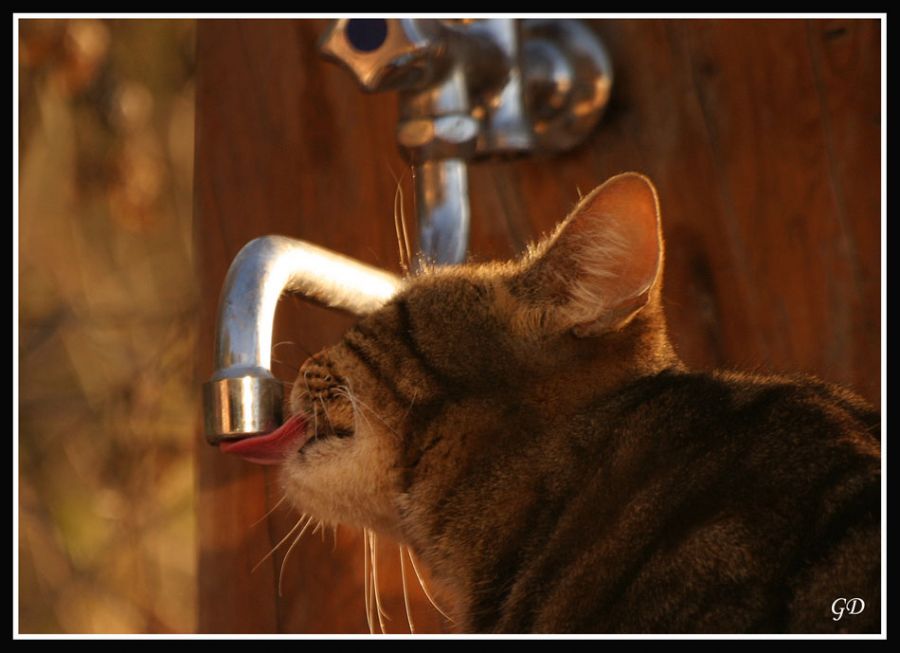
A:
[223, 173, 881, 633]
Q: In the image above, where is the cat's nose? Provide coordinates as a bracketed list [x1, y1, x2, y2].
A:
[202, 236, 401, 444]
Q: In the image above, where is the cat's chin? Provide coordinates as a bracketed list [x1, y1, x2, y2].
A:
[280, 482, 405, 543]
[278, 426, 408, 540]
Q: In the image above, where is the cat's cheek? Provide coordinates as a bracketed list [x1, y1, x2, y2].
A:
[278, 428, 404, 537]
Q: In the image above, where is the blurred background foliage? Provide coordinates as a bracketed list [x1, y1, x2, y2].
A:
[18, 19, 197, 633]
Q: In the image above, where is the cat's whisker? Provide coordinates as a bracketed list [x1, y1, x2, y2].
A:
[391, 167, 413, 275]
[356, 398, 399, 439]
[341, 382, 381, 421]
[303, 371, 320, 442]
[408, 547, 454, 623]
[270, 354, 299, 373]
[270, 341, 303, 373]
[336, 387, 359, 437]
[281, 387, 308, 411]
[400, 389, 419, 425]
[311, 518, 326, 544]
[409, 165, 423, 274]
[369, 531, 389, 633]
[363, 529, 374, 635]
[252, 513, 307, 573]
[336, 387, 374, 434]
[272, 340, 301, 353]
[332, 524, 339, 552]
[273, 333, 315, 359]
[337, 384, 400, 440]
[251, 493, 288, 528]
[399, 544, 416, 634]
[393, 179, 409, 275]
[334, 385, 371, 439]
[400, 186, 412, 276]
[317, 396, 337, 436]
[278, 514, 316, 597]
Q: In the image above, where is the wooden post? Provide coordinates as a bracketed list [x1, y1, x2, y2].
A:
[194, 19, 880, 632]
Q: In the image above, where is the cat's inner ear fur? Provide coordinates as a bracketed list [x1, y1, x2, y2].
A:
[508, 172, 663, 337]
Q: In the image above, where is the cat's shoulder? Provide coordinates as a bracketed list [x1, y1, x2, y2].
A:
[710, 370, 878, 428]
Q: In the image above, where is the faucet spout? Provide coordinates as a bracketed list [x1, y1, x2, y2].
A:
[203, 235, 402, 443]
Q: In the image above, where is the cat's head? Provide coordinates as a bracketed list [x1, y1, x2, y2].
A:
[274, 173, 676, 544]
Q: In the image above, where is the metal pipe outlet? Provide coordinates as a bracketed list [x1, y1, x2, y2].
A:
[202, 235, 402, 443]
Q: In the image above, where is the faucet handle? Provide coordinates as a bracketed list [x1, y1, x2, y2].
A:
[320, 18, 450, 93]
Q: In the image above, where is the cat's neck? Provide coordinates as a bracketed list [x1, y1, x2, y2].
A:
[398, 304, 684, 629]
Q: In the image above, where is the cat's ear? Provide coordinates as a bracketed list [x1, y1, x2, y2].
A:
[510, 172, 663, 337]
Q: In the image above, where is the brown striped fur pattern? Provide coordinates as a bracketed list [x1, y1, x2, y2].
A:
[281, 173, 881, 633]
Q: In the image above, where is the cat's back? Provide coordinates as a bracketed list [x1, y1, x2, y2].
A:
[499, 370, 880, 634]
[599, 369, 879, 480]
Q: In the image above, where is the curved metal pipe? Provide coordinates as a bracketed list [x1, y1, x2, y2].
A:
[414, 159, 470, 268]
[321, 18, 613, 275]
[203, 235, 402, 443]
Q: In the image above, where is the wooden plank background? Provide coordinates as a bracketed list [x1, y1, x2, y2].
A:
[193, 19, 881, 633]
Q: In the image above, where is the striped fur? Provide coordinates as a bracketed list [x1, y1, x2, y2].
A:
[280, 173, 881, 633]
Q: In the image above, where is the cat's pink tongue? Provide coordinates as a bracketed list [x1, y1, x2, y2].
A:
[219, 414, 308, 465]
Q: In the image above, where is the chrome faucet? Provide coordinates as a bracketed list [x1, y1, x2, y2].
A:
[321, 18, 613, 267]
[203, 237, 401, 443]
[202, 19, 613, 443]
